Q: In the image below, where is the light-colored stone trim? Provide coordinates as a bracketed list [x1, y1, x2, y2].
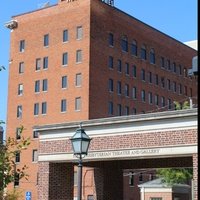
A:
[38, 145, 197, 162]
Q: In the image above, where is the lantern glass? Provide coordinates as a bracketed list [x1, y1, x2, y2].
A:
[71, 127, 91, 156]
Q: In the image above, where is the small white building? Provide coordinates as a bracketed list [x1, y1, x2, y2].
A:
[138, 178, 191, 200]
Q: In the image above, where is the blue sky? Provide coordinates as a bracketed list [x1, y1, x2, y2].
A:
[0, 0, 197, 132]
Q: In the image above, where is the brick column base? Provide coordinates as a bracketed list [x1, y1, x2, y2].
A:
[193, 154, 198, 200]
[94, 164, 123, 200]
[38, 162, 74, 200]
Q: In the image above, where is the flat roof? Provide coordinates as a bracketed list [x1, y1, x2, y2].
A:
[10, 0, 197, 52]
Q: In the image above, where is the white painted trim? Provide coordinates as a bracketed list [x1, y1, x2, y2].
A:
[38, 145, 197, 162]
[39, 125, 197, 141]
[140, 188, 172, 193]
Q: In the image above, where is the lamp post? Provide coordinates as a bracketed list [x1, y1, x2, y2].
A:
[70, 123, 92, 200]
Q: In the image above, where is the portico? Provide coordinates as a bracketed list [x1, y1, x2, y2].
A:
[35, 109, 198, 200]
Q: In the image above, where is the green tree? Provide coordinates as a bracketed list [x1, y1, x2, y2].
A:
[157, 168, 193, 186]
[174, 100, 190, 110]
[0, 125, 30, 198]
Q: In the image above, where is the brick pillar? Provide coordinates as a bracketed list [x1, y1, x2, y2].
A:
[193, 154, 198, 200]
[94, 165, 123, 200]
[38, 162, 50, 200]
[38, 162, 74, 200]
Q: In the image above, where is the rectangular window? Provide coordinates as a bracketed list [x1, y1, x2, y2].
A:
[129, 172, 134, 186]
[117, 59, 122, 72]
[62, 76, 68, 89]
[19, 40, 25, 52]
[35, 80, 40, 93]
[109, 56, 113, 69]
[132, 87, 137, 99]
[167, 79, 171, 90]
[34, 103, 39, 116]
[42, 79, 48, 92]
[18, 84, 23, 95]
[44, 34, 49, 47]
[167, 59, 171, 71]
[33, 130, 39, 138]
[139, 173, 143, 182]
[132, 65, 137, 78]
[117, 81, 121, 95]
[108, 101, 113, 115]
[16, 128, 21, 140]
[161, 96, 165, 107]
[108, 79, 114, 92]
[148, 92, 153, 104]
[167, 99, 172, 110]
[124, 106, 129, 115]
[125, 84, 129, 97]
[63, 29, 68, 42]
[184, 86, 187, 96]
[117, 104, 122, 116]
[141, 90, 145, 102]
[62, 52, 68, 66]
[155, 74, 159, 85]
[173, 81, 177, 93]
[148, 71, 152, 83]
[150, 198, 162, 200]
[32, 150, 38, 162]
[155, 94, 159, 106]
[125, 63, 129, 75]
[161, 57, 165, 68]
[172, 62, 176, 73]
[76, 26, 83, 40]
[43, 57, 48, 69]
[178, 84, 182, 95]
[161, 77, 165, 88]
[36, 58, 41, 71]
[76, 73, 82, 87]
[132, 108, 136, 115]
[141, 69, 145, 81]
[141, 47, 146, 60]
[178, 65, 182, 75]
[108, 33, 114, 46]
[76, 50, 82, 63]
[41, 102, 47, 115]
[14, 174, 20, 187]
[61, 99, 67, 112]
[19, 62, 24, 74]
[17, 105, 22, 118]
[121, 37, 128, 52]
[75, 97, 81, 111]
[131, 42, 137, 56]
[15, 152, 20, 163]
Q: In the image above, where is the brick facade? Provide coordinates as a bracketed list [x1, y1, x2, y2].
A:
[5, 0, 198, 199]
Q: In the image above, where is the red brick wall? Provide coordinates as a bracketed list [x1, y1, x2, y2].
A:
[89, 0, 197, 119]
[39, 129, 197, 154]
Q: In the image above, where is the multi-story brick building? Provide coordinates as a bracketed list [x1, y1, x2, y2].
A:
[5, 0, 197, 199]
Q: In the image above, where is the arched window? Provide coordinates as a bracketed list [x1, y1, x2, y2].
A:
[121, 35, 128, 52]
[141, 44, 146, 60]
[150, 48, 155, 64]
[131, 40, 137, 56]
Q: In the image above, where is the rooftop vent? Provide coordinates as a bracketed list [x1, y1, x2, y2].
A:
[101, 0, 114, 6]
[4, 20, 18, 30]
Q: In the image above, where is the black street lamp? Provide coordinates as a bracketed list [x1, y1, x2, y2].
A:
[70, 123, 92, 200]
